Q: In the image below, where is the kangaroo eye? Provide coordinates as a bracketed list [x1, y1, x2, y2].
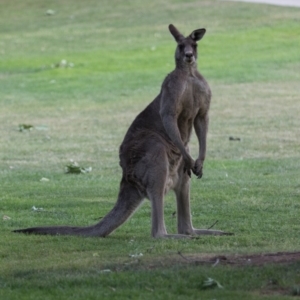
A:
[178, 44, 185, 51]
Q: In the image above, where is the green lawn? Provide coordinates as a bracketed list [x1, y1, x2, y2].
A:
[1, 0, 300, 299]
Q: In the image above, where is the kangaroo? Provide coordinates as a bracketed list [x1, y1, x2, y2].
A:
[14, 24, 231, 238]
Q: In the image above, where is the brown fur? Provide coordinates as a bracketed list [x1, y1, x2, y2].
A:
[14, 25, 232, 238]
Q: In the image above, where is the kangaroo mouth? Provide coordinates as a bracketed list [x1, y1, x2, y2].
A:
[185, 57, 194, 64]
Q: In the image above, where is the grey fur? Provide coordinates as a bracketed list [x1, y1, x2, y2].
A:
[14, 24, 232, 238]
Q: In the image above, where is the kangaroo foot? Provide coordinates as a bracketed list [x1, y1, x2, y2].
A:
[158, 234, 195, 239]
[192, 229, 234, 236]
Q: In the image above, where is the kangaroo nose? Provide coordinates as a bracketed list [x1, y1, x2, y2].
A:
[185, 52, 193, 58]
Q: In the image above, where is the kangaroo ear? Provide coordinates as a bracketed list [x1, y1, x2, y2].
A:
[190, 28, 206, 41]
[169, 24, 183, 42]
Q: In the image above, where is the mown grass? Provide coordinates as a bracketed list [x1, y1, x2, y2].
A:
[1, 0, 300, 299]
[1, 262, 300, 299]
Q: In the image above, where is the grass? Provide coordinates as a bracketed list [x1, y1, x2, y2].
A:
[1, 0, 300, 298]
[1, 263, 300, 299]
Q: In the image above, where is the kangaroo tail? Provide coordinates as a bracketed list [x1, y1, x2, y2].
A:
[13, 180, 143, 237]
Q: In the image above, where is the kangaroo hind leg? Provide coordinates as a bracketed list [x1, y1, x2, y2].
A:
[175, 167, 233, 236]
[146, 146, 193, 239]
[148, 180, 195, 239]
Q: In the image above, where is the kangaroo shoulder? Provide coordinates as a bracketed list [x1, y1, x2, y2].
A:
[161, 71, 187, 98]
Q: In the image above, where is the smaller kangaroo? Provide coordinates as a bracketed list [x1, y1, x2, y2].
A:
[14, 24, 231, 238]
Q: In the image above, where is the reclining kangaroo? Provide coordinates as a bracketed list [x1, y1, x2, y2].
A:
[14, 24, 230, 238]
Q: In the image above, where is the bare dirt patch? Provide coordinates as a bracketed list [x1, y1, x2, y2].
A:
[171, 251, 300, 296]
[177, 251, 300, 267]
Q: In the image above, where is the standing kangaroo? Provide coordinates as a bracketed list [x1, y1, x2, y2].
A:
[14, 25, 230, 238]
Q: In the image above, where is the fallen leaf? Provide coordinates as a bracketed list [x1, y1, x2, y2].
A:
[19, 124, 34, 132]
[32, 206, 44, 212]
[40, 177, 50, 182]
[129, 253, 143, 258]
[65, 161, 92, 174]
[46, 9, 55, 16]
[201, 277, 223, 290]
[54, 59, 75, 68]
[3, 215, 11, 220]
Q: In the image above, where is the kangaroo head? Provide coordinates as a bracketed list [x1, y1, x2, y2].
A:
[169, 24, 206, 66]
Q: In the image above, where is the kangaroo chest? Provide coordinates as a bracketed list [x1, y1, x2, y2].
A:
[178, 76, 209, 119]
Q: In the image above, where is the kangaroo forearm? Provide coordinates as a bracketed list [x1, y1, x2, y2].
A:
[194, 115, 208, 161]
[199, 128, 207, 161]
[162, 115, 190, 159]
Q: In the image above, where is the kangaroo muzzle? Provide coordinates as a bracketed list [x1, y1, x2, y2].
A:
[184, 51, 194, 63]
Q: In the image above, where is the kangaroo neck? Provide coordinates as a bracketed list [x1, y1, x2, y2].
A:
[175, 60, 198, 76]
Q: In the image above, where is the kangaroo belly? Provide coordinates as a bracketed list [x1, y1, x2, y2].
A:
[165, 155, 182, 193]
